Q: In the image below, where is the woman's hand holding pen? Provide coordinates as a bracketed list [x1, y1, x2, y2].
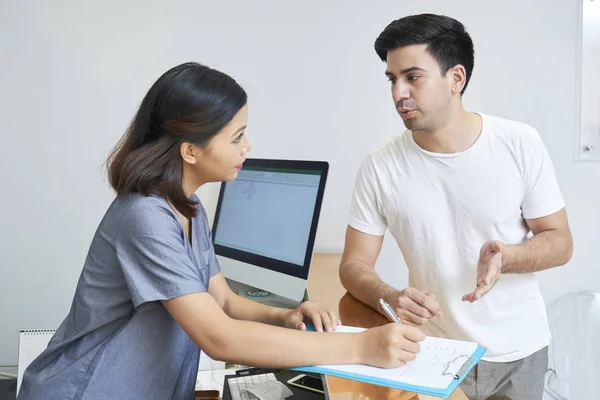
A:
[358, 324, 425, 368]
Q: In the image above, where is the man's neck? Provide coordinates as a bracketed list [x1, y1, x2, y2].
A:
[412, 108, 482, 154]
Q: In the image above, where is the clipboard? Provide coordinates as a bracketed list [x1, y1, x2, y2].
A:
[292, 325, 486, 398]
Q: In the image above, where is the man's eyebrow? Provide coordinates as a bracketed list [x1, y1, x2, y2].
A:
[385, 66, 428, 76]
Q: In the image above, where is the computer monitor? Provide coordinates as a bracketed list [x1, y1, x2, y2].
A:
[211, 158, 329, 303]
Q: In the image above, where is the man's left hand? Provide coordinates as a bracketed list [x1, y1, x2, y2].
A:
[283, 301, 341, 332]
[462, 240, 503, 302]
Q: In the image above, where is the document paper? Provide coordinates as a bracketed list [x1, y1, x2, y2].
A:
[320, 325, 478, 390]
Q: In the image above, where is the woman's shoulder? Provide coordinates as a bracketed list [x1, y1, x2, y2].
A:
[107, 193, 206, 228]
[113, 192, 170, 212]
[109, 193, 179, 231]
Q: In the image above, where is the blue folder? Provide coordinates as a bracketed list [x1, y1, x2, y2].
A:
[292, 325, 486, 398]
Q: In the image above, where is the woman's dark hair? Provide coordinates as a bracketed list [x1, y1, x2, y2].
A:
[106, 62, 247, 218]
[374, 14, 475, 95]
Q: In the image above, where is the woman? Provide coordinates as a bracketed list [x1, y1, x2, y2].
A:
[18, 62, 424, 400]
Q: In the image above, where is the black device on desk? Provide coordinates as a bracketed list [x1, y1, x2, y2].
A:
[287, 374, 324, 394]
[222, 368, 325, 400]
[0, 378, 16, 400]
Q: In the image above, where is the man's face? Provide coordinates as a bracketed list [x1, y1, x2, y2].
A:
[384, 44, 454, 132]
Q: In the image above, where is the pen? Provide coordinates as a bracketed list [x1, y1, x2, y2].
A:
[379, 298, 403, 325]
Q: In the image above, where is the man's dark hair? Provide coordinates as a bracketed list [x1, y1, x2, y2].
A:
[374, 14, 475, 95]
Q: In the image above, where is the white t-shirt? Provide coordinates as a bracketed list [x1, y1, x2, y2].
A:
[349, 113, 565, 362]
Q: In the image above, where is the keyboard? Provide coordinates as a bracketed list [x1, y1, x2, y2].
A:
[227, 372, 277, 400]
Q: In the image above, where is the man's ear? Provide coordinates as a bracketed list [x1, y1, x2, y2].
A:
[448, 64, 467, 95]
[180, 142, 198, 165]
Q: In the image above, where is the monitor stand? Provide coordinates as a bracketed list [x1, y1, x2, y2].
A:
[225, 278, 307, 309]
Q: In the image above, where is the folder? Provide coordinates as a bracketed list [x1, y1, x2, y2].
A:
[292, 325, 485, 398]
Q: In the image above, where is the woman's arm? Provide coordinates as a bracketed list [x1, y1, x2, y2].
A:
[208, 272, 338, 332]
[162, 291, 424, 369]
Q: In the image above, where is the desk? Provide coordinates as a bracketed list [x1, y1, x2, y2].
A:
[307, 254, 468, 400]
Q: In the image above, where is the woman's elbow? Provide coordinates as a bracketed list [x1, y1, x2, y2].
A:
[199, 334, 229, 362]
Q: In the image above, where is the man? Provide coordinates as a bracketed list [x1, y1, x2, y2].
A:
[340, 13, 573, 400]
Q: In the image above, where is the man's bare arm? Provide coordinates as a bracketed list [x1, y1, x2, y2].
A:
[340, 226, 441, 324]
[338, 226, 393, 311]
[502, 208, 573, 273]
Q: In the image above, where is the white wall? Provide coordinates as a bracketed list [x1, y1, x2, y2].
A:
[580, 0, 600, 156]
[1, 0, 597, 366]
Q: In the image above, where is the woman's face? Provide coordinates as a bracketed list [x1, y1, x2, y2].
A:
[181, 105, 251, 187]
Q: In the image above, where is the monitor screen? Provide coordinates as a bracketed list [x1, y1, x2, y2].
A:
[213, 167, 320, 266]
[212, 159, 328, 281]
